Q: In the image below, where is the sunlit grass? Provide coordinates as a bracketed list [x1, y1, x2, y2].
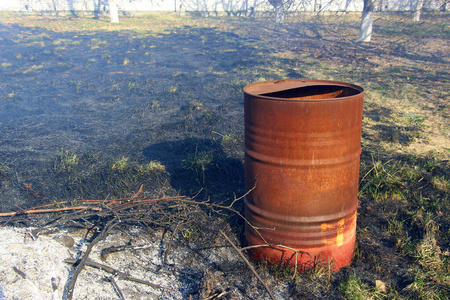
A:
[137, 161, 166, 175]
[339, 273, 386, 300]
[21, 64, 44, 74]
[111, 156, 130, 171]
[0, 12, 208, 35]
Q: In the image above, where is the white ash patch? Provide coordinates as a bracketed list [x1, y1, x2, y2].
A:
[0, 225, 291, 299]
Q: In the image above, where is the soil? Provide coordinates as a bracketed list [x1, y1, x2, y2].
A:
[0, 12, 449, 300]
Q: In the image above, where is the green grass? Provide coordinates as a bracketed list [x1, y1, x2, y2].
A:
[359, 153, 449, 298]
[137, 161, 166, 175]
[55, 149, 80, 172]
[182, 150, 214, 183]
[406, 219, 450, 299]
[339, 274, 385, 300]
[111, 156, 130, 171]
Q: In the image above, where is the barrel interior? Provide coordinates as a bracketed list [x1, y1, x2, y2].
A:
[261, 85, 361, 100]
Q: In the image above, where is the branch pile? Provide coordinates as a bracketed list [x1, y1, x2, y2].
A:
[0, 187, 278, 299]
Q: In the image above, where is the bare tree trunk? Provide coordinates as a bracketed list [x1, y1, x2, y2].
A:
[275, 5, 285, 23]
[269, 0, 285, 23]
[109, 0, 119, 23]
[51, 0, 59, 17]
[94, 0, 101, 18]
[440, 0, 447, 11]
[413, 0, 425, 21]
[357, 0, 381, 42]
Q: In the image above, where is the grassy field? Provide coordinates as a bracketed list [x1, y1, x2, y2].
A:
[0, 11, 448, 299]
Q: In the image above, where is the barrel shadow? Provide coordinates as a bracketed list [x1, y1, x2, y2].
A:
[143, 138, 244, 205]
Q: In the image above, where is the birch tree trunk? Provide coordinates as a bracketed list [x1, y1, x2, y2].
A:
[275, 5, 285, 23]
[413, 0, 425, 21]
[357, 0, 381, 42]
[441, 0, 447, 11]
[51, 0, 59, 17]
[109, 0, 119, 23]
[269, 0, 285, 23]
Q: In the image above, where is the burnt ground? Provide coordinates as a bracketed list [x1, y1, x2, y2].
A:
[0, 12, 449, 299]
[0, 20, 250, 207]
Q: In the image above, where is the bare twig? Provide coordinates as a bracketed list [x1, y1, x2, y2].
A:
[227, 184, 256, 209]
[65, 219, 119, 300]
[0, 196, 187, 218]
[64, 258, 173, 292]
[2, 191, 287, 298]
[219, 230, 276, 300]
[241, 243, 311, 278]
[164, 221, 182, 264]
[12, 266, 27, 279]
[204, 291, 230, 300]
[0, 206, 102, 217]
[132, 184, 144, 198]
[100, 240, 132, 260]
[106, 276, 125, 300]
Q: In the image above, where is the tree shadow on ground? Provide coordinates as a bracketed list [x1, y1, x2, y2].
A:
[0, 21, 279, 211]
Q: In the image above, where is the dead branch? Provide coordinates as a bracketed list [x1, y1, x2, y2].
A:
[219, 230, 276, 300]
[204, 291, 230, 300]
[0, 206, 102, 217]
[0, 196, 186, 218]
[65, 219, 119, 300]
[227, 183, 256, 208]
[12, 266, 27, 279]
[106, 276, 125, 300]
[100, 240, 133, 260]
[241, 243, 311, 278]
[132, 184, 144, 198]
[64, 257, 172, 291]
[164, 220, 182, 264]
[1, 189, 287, 298]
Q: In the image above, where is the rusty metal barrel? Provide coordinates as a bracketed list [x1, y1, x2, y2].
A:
[244, 79, 364, 272]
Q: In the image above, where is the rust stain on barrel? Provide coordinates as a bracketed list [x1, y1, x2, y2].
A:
[244, 79, 364, 272]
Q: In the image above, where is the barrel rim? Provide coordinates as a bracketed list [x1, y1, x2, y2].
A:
[243, 79, 364, 102]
